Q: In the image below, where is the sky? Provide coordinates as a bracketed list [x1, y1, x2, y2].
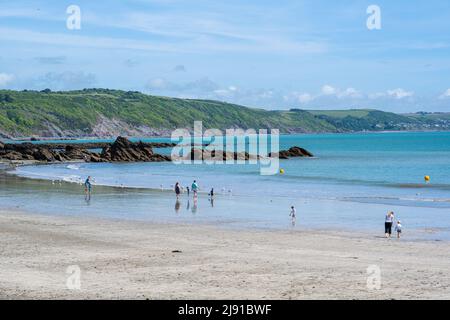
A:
[0, 0, 450, 112]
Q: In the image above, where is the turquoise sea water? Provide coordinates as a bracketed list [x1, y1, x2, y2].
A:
[3, 131, 450, 239]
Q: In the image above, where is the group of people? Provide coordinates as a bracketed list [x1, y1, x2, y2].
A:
[385, 211, 403, 238]
[174, 180, 214, 199]
[287, 206, 404, 237]
[84, 176, 404, 237]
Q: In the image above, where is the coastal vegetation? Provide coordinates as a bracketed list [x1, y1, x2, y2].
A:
[1, 89, 449, 138]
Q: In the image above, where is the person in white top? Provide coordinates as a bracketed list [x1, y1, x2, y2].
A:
[385, 211, 395, 238]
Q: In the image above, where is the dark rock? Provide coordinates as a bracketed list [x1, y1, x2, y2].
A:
[99, 137, 169, 162]
[182, 148, 256, 162]
[1, 138, 175, 163]
[32, 148, 56, 162]
[89, 153, 104, 163]
[182, 146, 313, 161]
[287, 146, 314, 157]
[62, 145, 93, 160]
[0, 141, 4, 150]
[271, 146, 314, 159]
[3, 151, 33, 161]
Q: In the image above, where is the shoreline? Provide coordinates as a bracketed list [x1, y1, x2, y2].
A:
[3, 163, 450, 241]
[3, 129, 450, 143]
[1, 209, 449, 299]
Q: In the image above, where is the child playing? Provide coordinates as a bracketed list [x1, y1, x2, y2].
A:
[395, 220, 403, 238]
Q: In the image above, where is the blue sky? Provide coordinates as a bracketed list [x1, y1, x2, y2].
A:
[1, 0, 450, 112]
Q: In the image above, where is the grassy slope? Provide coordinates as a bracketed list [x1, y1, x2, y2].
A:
[0, 89, 449, 138]
[0, 89, 335, 136]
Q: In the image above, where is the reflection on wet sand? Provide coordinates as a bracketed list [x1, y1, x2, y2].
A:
[85, 193, 91, 205]
[192, 197, 198, 214]
[175, 199, 181, 213]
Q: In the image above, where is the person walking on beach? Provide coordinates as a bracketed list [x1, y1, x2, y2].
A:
[395, 220, 403, 239]
[209, 188, 214, 198]
[186, 186, 190, 196]
[385, 211, 395, 238]
[290, 206, 296, 226]
[174, 182, 181, 199]
[84, 176, 92, 195]
[191, 180, 199, 197]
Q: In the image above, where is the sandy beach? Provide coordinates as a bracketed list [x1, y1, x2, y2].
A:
[0, 209, 449, 300]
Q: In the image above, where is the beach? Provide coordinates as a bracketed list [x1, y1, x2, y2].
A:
[1, 209, 449, 300]
[2, 132, 450, 300]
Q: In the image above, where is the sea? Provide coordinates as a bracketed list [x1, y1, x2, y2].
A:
[2, 131, 450, 240]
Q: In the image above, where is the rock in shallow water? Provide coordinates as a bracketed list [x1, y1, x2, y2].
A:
[0, 137, 312, 163]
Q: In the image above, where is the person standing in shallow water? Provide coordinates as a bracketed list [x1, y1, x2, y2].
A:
[174, 182, 181, 199]
[84, 176, 92, 195]
[191, 180, 199, 197]
[385, 211, 395, 238]
[289, 206, 296, 226]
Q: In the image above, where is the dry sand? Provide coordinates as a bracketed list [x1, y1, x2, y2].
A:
[0, 209, 449, 300]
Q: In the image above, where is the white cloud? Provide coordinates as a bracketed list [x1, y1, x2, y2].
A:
[0, 73, 14, 87]
[439, 88, 450, 99]
[297, 93, 313, 103]
[337, 87, 362, 99]
[147, 78, 168, 90]
[387, 88, 414, 99]
[320, 85, 362, 99]
[283, 92, 314, 104]
[321, 85, 337, 96]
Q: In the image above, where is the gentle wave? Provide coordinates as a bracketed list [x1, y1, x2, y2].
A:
[343, 196, 450, 204]
[10, 167, 450, 208]
[263, 172, 450, 191]
[66, 164, 80, 170]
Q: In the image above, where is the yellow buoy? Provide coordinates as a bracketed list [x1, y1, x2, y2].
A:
[424, 175, 430, 182]
[279, 169, 285, 174]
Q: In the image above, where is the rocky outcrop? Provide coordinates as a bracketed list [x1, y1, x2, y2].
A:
[271, 146, 314, 159]
[1, 143, 58, 162]
[0, 137, 171, 163]
[100, 136, 170, 162]
[181, 148, 255, 162]
[1, 137, 313, 163]
[179, 146, 313, 161]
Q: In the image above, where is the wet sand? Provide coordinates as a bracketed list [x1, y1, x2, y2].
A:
[0, 209, 449, 299]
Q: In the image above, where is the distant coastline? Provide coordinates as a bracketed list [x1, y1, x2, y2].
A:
[1, 89, 450, 140]
[3, 130, 450, 144]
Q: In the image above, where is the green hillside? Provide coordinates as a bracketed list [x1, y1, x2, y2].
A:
[0, 89, 449, 138]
